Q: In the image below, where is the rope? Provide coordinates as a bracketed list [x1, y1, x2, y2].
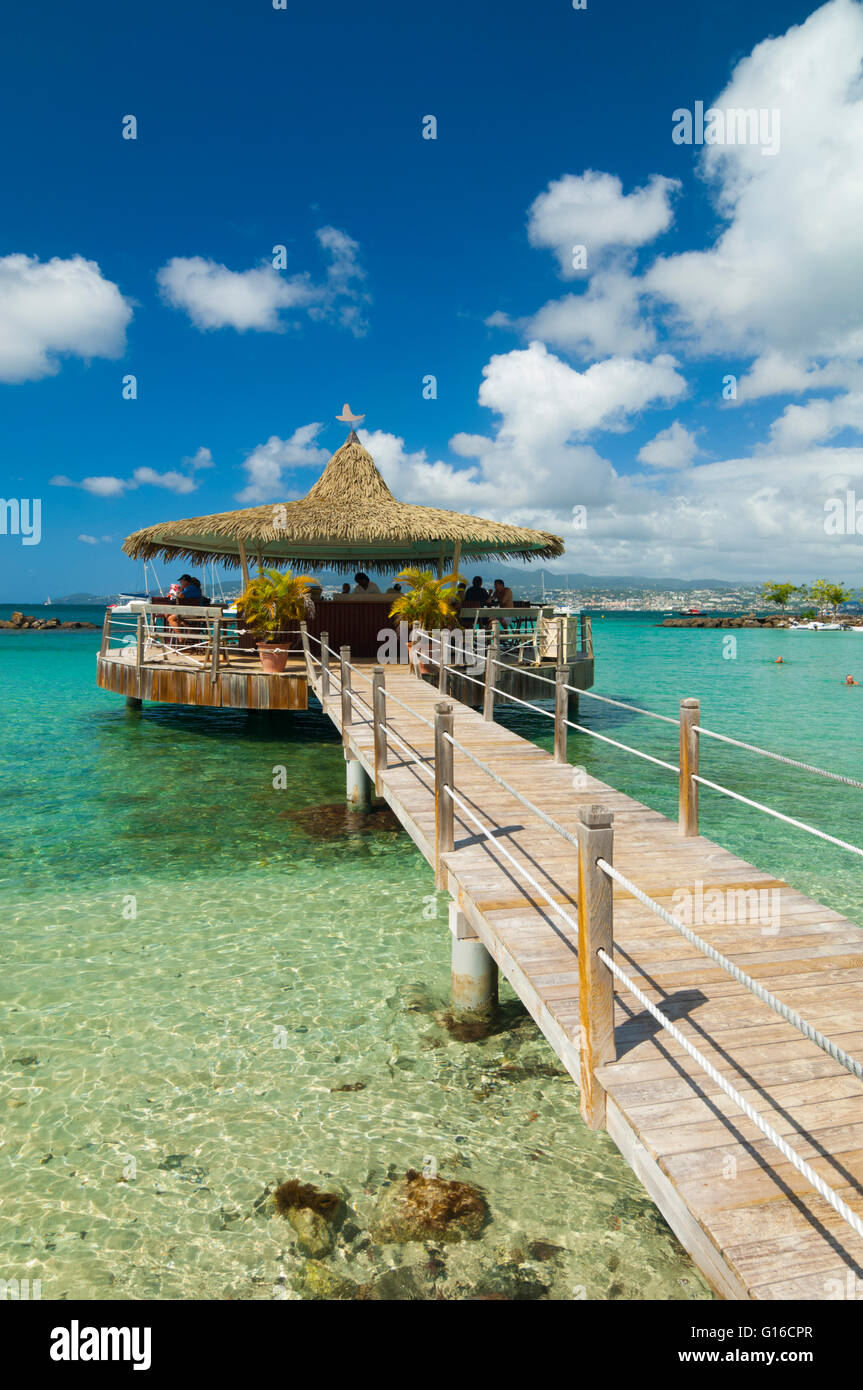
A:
[694, 776, 863, 859]
[444, 731, 581, 851]
[596, 948, 863, 1243]
[379, 723, 435, 779]
[444, 784, 580, 933]
[564, 718, 679, 773]
[597, 858, 863, 1083]
[694, 725, 863, 790]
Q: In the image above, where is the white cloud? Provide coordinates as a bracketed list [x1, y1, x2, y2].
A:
[52, 448, 214, 498]
[528, 171, 679, 276]
[766, 392, 863, 451]
[646, 0, 863, 366]
[157, 227, 369, 336]
[157, 257, 316, 332]
[0, 253, 132, 383]
[522, 268, 656, 359]
[638, 420, 700, 469]
[236, 423, 331, 502]
[78, 534, 99, 545]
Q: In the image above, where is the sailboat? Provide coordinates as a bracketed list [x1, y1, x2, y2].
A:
[44, 596, 52, 606]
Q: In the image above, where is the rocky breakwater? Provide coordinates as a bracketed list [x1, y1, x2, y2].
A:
[0, 611, 99, 630]
[660, 615, 790, 629]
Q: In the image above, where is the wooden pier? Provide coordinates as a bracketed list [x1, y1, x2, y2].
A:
[306, 638, 863, 1301]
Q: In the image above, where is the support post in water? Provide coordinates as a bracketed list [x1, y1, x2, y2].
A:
[346, 757, 373, 807]
[372, 665, 387, 795]
[576, 805, 616, 1130]
[554, 658, 568, 764]
[320, 631, 330, 699]
[100, 609, 110, 657]
[483, 620, 500, 723]
[679, 698, 700, 837]
[449, 902, 498, 1019]
[434, 702, 454, 888]
[340, 646, 352, 754]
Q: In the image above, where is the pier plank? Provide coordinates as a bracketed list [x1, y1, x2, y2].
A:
[312, 662, 863, 1300]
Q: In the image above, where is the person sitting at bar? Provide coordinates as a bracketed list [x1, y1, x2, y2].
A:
[488, 578, 513, 609]
[462, 576, 488, 607]
[340, 582, 351, 595]
[385, 582, 402, 594]
[352, 572, 381, 594]
[167, 573, 204, 638]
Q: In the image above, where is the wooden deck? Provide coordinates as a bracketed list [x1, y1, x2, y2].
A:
[96, 649, 308, 710]
[313, 661, 863, 1301]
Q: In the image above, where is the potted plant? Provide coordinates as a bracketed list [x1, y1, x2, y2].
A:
[238, 568, 316, 674]
[389, 568, 462, 675]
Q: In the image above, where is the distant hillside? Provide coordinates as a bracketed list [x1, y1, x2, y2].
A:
[54, 593, 115, 605]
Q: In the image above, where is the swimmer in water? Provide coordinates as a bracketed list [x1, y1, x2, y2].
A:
[845, 674, 859, 685]
[774, 656, 785, 664]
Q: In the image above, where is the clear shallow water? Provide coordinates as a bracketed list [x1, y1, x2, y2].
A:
[2, 610, 859, 1301]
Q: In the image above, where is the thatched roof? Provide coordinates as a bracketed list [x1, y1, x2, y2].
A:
[122, 431, 564, 573]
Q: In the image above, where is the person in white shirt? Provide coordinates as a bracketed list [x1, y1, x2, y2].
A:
[352, 572, 381, 594]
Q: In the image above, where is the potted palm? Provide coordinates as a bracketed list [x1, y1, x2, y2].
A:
[238, 568, 316, 674]
[389, 568, 462, 675]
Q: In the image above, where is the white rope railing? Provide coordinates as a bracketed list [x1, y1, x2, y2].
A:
[597, 858, 863, 1082]
[694, 725, 863, 790]
[443, 783, 579, 932]
[563, 718, 679, 773]
[444, 731, 580, 849]
[694, 775, 863, 860]
[597, 947, 863, 1244]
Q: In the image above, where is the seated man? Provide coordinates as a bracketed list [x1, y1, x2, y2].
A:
[351, 571, 381, 595]
[488, 578, 514, 608]
[461, 575, 488, 608]
[166, 573, 204, 640]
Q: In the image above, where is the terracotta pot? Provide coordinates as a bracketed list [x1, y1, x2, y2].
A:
[258, 642, 291, 674]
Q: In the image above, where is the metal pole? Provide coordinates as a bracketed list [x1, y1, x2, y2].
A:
[434, 702, 454, 889]
[576, 805, 616, 1130]
[679, 698, 700, 837]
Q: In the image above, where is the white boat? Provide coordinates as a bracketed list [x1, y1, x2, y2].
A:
[789, 620, 843, 630]
[44, 595, 51, 606]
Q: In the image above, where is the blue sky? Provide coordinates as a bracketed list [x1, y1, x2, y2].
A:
[2, 0, 863, 599]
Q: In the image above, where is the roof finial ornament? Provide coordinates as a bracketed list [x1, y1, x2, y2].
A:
[336, 403, 365, 431]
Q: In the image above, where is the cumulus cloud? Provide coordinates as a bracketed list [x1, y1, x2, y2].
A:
[638, 420, 700, 469]
[0, 253, 132, 383]
[236, 423, 331, 502]
[527, 171, 680, 275]
[52, 449, 214, 498]
[157, 227, 369, 336]
[646, 0, 863, 365]
[522, 269, 656, 360]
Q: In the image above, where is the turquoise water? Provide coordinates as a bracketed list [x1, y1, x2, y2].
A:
[0, 610, 860, 1301]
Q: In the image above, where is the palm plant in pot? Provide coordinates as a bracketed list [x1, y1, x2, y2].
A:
[389, 568, 462, 675]
[238, 568, 316, 674]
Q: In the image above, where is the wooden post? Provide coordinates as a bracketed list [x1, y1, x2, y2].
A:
[320, 631, 330, 699]
[679, 698, 700, 837]
[576, 805, 616, 1130]
[340, 645, 352, 753]
[135, 614, 143, 674]
[434, 702, 454, 889]
[237, 538, 250, 590]
[210, 617, 221, 683]
[100, 608, 110, 657]
[483, 620, 500, 722]
[438, 629, 448, 694]
[299, 621, 313, 683]
[554, 659, 568, 764]
[372, 665, 387, 796]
